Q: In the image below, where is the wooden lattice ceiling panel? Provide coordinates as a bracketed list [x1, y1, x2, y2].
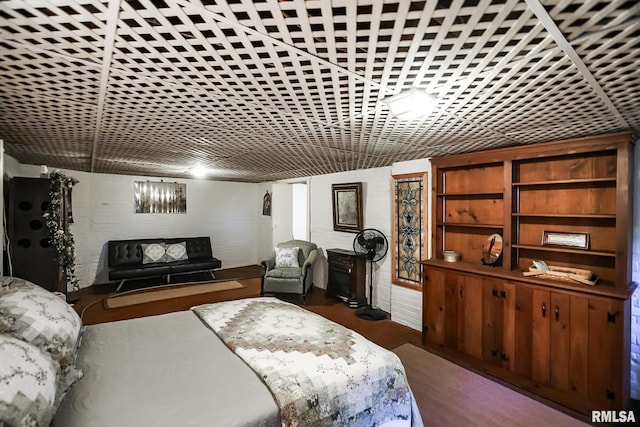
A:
[0, 0, 637, 182]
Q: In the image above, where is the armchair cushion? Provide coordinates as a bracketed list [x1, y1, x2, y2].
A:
[265, 267, 302, 279]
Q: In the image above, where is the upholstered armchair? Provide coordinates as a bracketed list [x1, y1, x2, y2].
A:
[261, 240, 318, 303]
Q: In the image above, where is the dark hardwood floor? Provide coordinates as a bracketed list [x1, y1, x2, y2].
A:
[71, 266, 616, 422]
[73, 265, 422, 350]
[283, 287, 423, 350]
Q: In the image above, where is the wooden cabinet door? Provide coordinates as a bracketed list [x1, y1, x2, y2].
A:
[423, 268, 483, 359]
[586, 297, 625, 410]
[531, 288, 551, 384]
[531, 289, 579, 392]
[423, 268, 445, 345]
[550, 292, 571, 392]
[529, 288, 623, 411]
[443, 272, 483, 359]
[482, 278, 515, 370]
[568, 295, 589, 401]
[513, 285, 533, 377]
[459, 275, 484, 359]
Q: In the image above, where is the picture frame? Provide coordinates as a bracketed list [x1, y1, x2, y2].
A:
[134, 180, 187, 214]
[332, 182, 363, 233]
[262, 191, 271, 216]
[541, 231, 590, 250]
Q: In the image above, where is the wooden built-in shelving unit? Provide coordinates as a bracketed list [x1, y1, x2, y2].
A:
[421, 132, 634, 415]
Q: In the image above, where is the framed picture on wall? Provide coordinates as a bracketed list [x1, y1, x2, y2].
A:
[134, 180, 186, 213]
[332, 182, 363, 233]
[262, 191, 272, 216]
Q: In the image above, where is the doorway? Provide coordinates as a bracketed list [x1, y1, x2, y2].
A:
[271, 182, 308, 246]
[292, 183, 308, 240]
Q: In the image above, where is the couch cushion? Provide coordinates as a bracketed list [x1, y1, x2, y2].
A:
[108, 240, 155, 267]
[169, 258, 221, 274]
[180, 238, 213, 260]
[109, 264, 171, 280]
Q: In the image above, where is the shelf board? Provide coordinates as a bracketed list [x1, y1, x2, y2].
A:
[512, 178, 616, 187]
[512, 213, 616, 219]
[437, 222, 503, 229]
[512, 244, 615, 257]
[436, 192, 503, 197]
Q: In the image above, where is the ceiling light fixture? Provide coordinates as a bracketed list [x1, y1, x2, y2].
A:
[190, 166, 207, 179]
[383, 88, 437, 120]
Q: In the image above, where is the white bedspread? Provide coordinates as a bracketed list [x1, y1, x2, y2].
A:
[192, 297, 423, 427]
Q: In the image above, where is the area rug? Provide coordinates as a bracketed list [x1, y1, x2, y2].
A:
[104, 280, 245, 309]
[392, 343, 589, 427]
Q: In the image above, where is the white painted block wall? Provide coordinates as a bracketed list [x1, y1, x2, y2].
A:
[3, 163, 265, 288]
[308, 158, 430, 332]
[308, 167, 393, 313]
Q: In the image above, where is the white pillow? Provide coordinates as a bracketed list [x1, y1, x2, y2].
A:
[0, 283, 82, 372]
[275, 247, 300, 268]
[0, 335, 58, 427]
[0, 276, 34, 295]
[165, 242, 188, 262]
[141, 243, 166, 264]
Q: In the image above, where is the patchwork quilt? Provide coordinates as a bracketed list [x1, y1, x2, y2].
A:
[192, 297, 418, 427]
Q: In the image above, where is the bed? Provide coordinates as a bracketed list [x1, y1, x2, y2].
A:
[0, 277, 423, 427]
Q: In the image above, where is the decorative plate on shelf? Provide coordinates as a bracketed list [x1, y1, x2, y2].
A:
[481, 234, 502, 266]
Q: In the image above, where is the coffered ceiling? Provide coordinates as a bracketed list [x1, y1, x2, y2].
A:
[0, 0, 638, 182]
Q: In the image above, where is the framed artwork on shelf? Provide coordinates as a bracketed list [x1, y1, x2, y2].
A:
[542, 231, 590, 249]
[332, 182, 363, 233]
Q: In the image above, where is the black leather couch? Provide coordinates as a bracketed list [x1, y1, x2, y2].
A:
[108, 237, 222, 291]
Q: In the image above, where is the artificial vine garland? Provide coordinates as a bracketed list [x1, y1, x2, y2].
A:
[44, 171, 79, 292]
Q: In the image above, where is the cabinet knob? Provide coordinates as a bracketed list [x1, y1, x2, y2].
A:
[542, 302, 546, 318]
[555, 305, 560, 322]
